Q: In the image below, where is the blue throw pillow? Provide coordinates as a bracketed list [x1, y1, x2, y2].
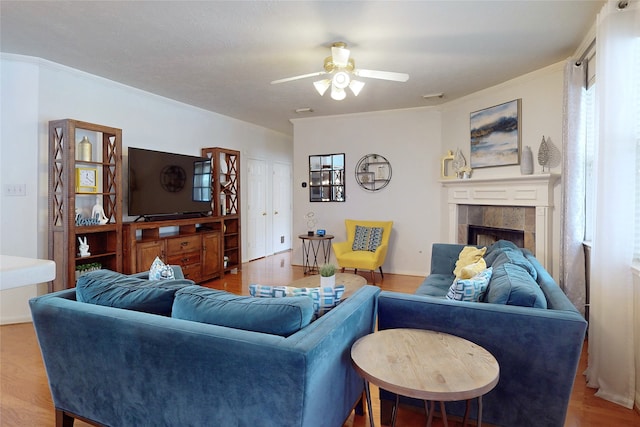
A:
[485, 263, 547, 308]
[446, 267, 493, 302]
[490, 248, 538, 281]
[76, 270, 194, 316]
[172, 286, 314, 337]
[352, 225, 384, 252]
[248, 284, 345, 318]
[484, 240, 519, 265]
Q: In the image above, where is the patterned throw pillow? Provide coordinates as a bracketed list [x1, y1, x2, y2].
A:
[446, 267, 493, 302]
[249, 284, 345, 318]
[149, 257, 175, 280]
[352, 225, 384, 252]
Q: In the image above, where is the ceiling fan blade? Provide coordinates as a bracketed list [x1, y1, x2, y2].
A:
[331, 45, 350, 68]
[270, 71, 327, 85]
[354, 69, 409, 82]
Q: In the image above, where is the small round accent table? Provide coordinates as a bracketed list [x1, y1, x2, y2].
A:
[298, 234, 334, 275]
[351, 328, 499, 427]
[288, 272, 367, 298]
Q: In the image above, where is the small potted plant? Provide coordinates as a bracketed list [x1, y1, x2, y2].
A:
[319, 263, 337, 289]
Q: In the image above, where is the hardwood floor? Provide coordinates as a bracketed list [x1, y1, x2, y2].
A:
[1, 251, 638, 426]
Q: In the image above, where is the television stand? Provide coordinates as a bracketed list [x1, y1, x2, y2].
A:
[123, 216, 225, 283]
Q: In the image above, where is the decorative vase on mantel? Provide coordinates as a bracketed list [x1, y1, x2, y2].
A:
[520, 146, 534, 175]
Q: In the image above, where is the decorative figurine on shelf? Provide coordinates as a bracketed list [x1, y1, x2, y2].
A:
[91, 196, 109, 225]
[78, 236, 90, 257]
[537, 136, 561, 172]
[304, 211, 317, 236]
[440, 150, 456, 179]
[452, 149, 467, 178]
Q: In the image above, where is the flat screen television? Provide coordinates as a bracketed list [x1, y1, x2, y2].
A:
[128, 147, 212, 219]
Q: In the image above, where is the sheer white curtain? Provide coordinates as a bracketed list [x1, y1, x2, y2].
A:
[560, 60, 586, 315]
[586, 0, 639, 409]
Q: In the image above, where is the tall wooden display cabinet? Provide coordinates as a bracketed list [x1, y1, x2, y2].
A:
[48, 119, 123, 291]
[201, 147, 241, 272]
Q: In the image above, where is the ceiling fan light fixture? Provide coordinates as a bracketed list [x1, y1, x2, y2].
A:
[349, 79, 365, 96]
[330, 85, 347, 101]
[313, 79, 331, 96]
[332, 71, 351, 89]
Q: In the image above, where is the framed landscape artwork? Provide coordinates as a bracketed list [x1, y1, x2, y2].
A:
[470, 99, 521, 168]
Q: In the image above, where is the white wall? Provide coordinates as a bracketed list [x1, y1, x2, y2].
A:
[292, 107, 443, 276]
[0, 53, 292, 322]
[292, 61, 564, 279]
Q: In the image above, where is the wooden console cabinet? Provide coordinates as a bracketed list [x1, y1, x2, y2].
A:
[123, 217, 223, 283]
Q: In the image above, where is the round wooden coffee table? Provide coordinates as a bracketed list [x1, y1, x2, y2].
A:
[288, 272, 367, 297]
[351, 328, 499, 427]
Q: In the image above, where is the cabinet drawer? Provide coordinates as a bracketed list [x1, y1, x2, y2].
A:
[167, 235, 201, 255]
[181, 263, 202, 282]
[167, 251, 201, 266]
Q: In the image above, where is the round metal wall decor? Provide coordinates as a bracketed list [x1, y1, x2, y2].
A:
[355, 154, 392, 191]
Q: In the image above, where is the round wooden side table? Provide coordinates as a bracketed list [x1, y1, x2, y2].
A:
[351, 328, 499, 427]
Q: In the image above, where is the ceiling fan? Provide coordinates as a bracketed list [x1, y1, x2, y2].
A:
[270, 42, 409, 100]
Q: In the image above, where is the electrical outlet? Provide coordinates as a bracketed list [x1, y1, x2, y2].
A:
[4, 184, 26, 196]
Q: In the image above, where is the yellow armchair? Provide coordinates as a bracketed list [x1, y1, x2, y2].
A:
[332, 219, 393, 284]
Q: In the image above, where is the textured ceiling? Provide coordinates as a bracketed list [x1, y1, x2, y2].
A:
[0, 1, 603, 135]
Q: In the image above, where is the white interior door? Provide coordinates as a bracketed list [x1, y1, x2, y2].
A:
[247, 158, 267, 260]
[272, 162, 292, 253]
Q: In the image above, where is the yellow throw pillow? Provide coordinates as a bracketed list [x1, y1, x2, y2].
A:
[453, 246, 487, 278]
[459, 258, 487, 279]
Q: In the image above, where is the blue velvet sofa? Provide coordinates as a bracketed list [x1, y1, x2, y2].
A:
[377, 242, 587, 427]
[30, 271, 380, 427]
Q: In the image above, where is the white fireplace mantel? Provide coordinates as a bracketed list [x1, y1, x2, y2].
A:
[441, 173, 560, 269]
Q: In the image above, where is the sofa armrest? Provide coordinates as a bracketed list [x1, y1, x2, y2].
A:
[377, 291, 586, 427]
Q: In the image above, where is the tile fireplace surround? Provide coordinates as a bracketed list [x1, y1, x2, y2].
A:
[441, 174, 560, 270]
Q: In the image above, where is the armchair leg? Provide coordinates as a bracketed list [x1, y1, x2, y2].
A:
[379, 266, 384, 278]
[370, 270, 376, 284]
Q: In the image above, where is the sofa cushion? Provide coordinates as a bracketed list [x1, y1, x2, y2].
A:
[149, 257, 175, 280]
[453, 246, 487, 278]
[485, 263, 547, 308]
[76, 269, 194, 316]
[414, 274, 453, 297]
[248, 284, 345, 317]
[490, 248, 538, 281]
[446, 267, 493, 302]
[173, 286, 314, 337]
[484, 239, 519, 265]
[352, 225, 384, 252]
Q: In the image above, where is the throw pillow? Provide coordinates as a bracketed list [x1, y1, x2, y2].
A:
[485, 263, 547, 308]
[446, 267, 493, 302]
[76, 269, 194, 316]
[249, 284, 345, 318]
[459, 258, 487, 279]
[149, 257, 175, 280]
[352, 225, 384, 252]
[453, 246, 487, 278]
[484, 240, 520, 265]
[172, 286, 314, 337]
[490, 249, 538, 281]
